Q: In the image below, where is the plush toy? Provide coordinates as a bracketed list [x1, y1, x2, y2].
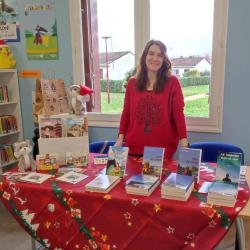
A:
[13, 140, 36, 172]
[0, 40, 16, 69]
[68, 84, 93, 115]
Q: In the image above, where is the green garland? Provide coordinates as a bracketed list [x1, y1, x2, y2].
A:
[51, 181, 98, 246]
[192, 191, 230, 228]
[0, 187, 48, 249]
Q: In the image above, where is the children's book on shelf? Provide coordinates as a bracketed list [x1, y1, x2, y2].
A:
[85, 174, 120, 193]
[36, 153, 58, 171]
[126, 146, 164, 196]
[19, 172, 52, 184]
[161, 173, 194, 201]
[66, 151, 88, 167]
[105, 146, 129, 177]
[66, 116, 88, 137]
[177, 148, 202, 183]
[207, 152, 242, 207]
[56, 171, 88, 184]
[39, 117, 63, 138]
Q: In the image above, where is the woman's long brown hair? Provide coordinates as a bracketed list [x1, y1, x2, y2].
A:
[135, 40, 172, 92]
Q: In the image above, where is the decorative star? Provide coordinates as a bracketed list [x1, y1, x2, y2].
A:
[101, 234, 107, 242]
[190, 242, 196, 248]
[235, 207, 241, 212]
[2, 191, 11, 200]
[75, 244, 79, 249]
[66, 190, 73, 195]
[217, 213, 221, 218]
[124, 212, 132, 220]
[104, 194, 112, 200]
[127, 221, 132, 227]
[44, 221, 51, 229]
[208, 220, 216, 228]
[166, 226, 175, 234]
[154, 203, 161, 213]
[131, 198, 139, 206]
[113, 245, 117, 249]
[83, 246, 90, 250]
[187, 233, 195, 240]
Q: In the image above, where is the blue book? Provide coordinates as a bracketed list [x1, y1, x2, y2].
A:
[208, 180, 238, 197]
[177, 148, 202, 182]
[162, 173, 194, 192]
[215, 152, 242, 184]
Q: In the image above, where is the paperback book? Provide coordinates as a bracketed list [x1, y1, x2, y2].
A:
[56, 171, 88, 184]
[126, 146, 164, 196]
[161, 173, 194, 201]
[19, 172, 52, 184]
[177, 148, 202, 183]
[40, 117, 63, 138]
[106, 146, 129, 177]
[66, 151, 88, 167]
[66, 117, 88, 137]
[207, 151, 242, 207]
[85, 174, 120, 193]
[36, 153, 58, 171]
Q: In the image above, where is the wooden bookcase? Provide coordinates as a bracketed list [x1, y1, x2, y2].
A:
[0, 69, 23, 173]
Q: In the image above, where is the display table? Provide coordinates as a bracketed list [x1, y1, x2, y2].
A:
[0, 155, 249, 250]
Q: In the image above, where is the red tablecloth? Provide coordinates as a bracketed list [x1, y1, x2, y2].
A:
[0, 155, 249, 250]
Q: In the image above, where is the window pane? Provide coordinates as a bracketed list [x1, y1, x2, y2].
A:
[150, 0, 214, 118]
[97, 0, 135, 113]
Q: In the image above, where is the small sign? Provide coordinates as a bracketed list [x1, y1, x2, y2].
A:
[19, 70, 41, 78]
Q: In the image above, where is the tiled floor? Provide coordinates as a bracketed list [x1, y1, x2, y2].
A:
[0, 200, 247, 250]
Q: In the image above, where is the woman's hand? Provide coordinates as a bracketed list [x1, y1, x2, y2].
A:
[114, 134, 124, 147]
[180, 138, 189, 148]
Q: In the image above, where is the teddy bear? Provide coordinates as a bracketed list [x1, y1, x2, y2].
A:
[68, 84, 93, 115]
[13, 140, 36, 172]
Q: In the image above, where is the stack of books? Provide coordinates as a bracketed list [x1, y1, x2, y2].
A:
[126, 146, 164, 196]
[161, 173, 194, 201]
[85, 146, 128, 193]
[207, 151, 242, 207]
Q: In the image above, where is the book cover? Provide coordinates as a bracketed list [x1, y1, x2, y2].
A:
[162, 173, 194, 192]
[142, 146, 164, 178]
[215, 152, 242, 184]
[19, 172, 52, 184]
[66, 151, 88, 167]
[36, 153, 58, 171]
[85, 174, 120, 193]
[105, 146, 129, 177]
[40, 117, 63, 138]
[126, 174, 159, 191]
[208, 181, 238, 197]
[66, 117, 88, 137]
[177, 148, 202, 182]
[56, 171, 88, 184]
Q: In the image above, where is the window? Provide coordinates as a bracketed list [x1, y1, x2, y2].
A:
[69, 0, 228, 132]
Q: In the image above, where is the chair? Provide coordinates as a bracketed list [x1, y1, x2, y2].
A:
[89, 140, 116, 154]
[189, 141, 245, 250]
[189, 141, 244, 164]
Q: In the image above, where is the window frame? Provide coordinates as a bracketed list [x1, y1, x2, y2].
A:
[69, 0, 228, 132]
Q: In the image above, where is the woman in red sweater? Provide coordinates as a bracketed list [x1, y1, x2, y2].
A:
[115, 40, 188, 160]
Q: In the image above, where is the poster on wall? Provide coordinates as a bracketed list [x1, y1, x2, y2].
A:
[0, 0, 20, 42]
[23, 1, 58, 60]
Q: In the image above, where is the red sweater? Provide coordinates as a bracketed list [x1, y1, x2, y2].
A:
[119, 75, 187, 160]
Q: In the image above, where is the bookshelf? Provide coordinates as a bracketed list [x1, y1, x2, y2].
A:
[0, 69, 23, 173]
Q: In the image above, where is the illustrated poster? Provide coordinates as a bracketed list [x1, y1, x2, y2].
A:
[23, 1, 58, 60]
[0, 0, 20, 41]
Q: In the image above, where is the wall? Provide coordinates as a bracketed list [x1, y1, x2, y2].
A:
[8, 0, 73, 141]
[9, 0, 250, 164]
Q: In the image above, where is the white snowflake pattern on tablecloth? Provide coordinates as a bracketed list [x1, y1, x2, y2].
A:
[166, 225, 175, 234]
[131, 198, 139, 206]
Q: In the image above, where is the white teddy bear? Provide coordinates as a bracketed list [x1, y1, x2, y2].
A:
[68, 84, 93, 115]
[13, 140, 36, 172]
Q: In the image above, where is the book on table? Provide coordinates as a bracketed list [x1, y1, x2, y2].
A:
[177, 147, 202, 183]
[56, 171, 88, 184]
[19, 172, 52, 184]
[207, 151, 242, 207]
[105, 146, 129, 177]
[161, 172, 194, 201]
[126, 146, 164, 196]
[85, 174, 120, 193]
